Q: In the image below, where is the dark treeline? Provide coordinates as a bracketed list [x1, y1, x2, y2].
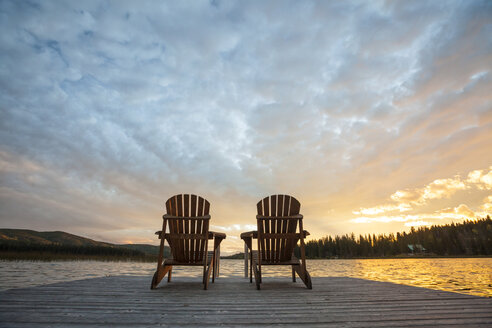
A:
[0, 243, 149, 258]
[295, 216, 492, 259]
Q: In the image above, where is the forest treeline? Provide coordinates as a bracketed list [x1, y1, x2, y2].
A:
[0, 243, 144, 257]
[295, 216, 492, 258]
[0, 243, 157, 261]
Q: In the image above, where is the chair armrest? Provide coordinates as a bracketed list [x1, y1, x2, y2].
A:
[240, 230, 256, 239]
[209, 231, 226, 253]
[209, 231, 226, 239]
[155, 231, 226, 239]
[162, 214, 211, 220]
[256, 214, 303, 220]
[239, 230, 309, 240]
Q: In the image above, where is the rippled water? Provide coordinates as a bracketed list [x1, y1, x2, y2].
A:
[1, 258, 490, 297]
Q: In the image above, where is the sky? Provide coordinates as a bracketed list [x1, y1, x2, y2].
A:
[0, 0, 491, 254]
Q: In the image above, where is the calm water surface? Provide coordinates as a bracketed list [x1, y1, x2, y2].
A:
[1, 258, 490, 297]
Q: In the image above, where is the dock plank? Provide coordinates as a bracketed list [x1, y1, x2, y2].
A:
[0, 276, 490, 327]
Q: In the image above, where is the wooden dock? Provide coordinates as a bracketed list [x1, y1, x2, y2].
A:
[1, 276, 491, 327]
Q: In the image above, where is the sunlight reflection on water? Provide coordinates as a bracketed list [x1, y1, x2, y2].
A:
[1, 258, 490, 297]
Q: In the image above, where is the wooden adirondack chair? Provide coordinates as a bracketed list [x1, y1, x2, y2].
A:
[151, 194, 226, 290]
[241, 194, 312, 289]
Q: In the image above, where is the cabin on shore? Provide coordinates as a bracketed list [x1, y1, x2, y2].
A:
[408, 243, 426, 255]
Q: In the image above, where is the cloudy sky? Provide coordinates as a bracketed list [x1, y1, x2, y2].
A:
[1, 0, 491, 253]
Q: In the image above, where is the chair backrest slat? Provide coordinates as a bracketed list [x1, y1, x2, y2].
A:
[183, 194, 189, 217]
[191, 194, 197, 217]
[198, 197, 204, 216]
[277, 195, 283, 217]
[165, 194, 210, 264]
[195, 219, 202, 262]
[177, 195, 183, 216]
[257, 194, 301, 263]
[271, 196, 276, 216]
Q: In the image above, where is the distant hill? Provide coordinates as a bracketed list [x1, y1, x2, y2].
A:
[117, 243, 161, 256]
[221, 252, 245, 259]
[0, 229, 113, 247]
[0, 228, 168, 260]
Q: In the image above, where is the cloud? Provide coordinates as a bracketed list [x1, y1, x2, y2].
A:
[352, 168, 488, 227]
[390, 176, 469, 206]
[211, 224, 256, 232]
[453, 204, 476, 218]
[386, 167, 491, 208]
[355, 167, 490, 217]
[404, 221, 431, 228]
[0, 1, 491, 250]
[352, 205, 477, 226]
[467, 167, 492, 190]
[479, 196, 492, 213]
[390, 190, 421, 204]
[352, 204, 411, 215]
[352, 216, 411, 224]
[439, 204, 475, 218]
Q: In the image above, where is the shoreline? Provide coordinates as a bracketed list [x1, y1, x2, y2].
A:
[221, 252, 492, 260]
[2, 253, 491, 262]
[0, 251, 157, 262]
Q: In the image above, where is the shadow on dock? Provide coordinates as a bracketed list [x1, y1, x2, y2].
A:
[1, 276, 491, 327]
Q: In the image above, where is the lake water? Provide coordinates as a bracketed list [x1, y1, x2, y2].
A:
[1, 258, 490, 297]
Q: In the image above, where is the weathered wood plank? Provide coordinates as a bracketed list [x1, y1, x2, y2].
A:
[0, 276, 490, 327]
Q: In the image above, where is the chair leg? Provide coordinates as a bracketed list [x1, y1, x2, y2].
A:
[150, 265, 172, 289]
[210, 251, 216, 283]
[214, 250, 220, 283]
[293, 265, 312, 289]
[215, 246, 220, 278]
[167, 268, 172, 282]
[151, 271, 158, 290]
[292, 266, 296, 282]
[249, 250, 253, 283]
[251, 258, 261, 290]
[252, 265, 260, 290]
[305, 269, 313, 289]
[204, 262, 213, 290]
[217, 252, 220, 277]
